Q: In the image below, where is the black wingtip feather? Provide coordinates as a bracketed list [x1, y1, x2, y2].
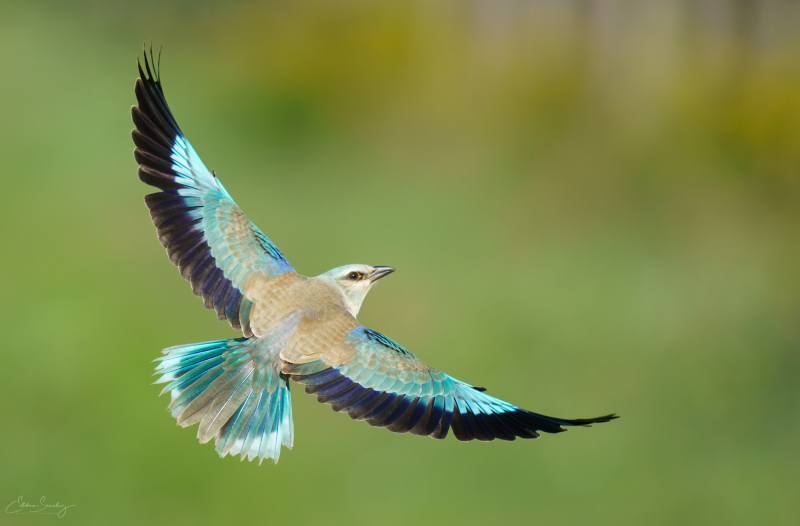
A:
[132, 129, 172, 159]
[349, 392, 389, 420]
[467, 411, 494, 441]
[177, 242, 210, 279]
[335, 389, 381, 414]
[131, 104, 173, 149]
[563, 413, 620, 426]
[361, 393, 400, 423]
[450, 409, 473, 441]
[171, 235, 205, 270]
[212, 282, 232, 320]
[367, 396, 407, 427]
[385, 397, 420, 433]
[144, 44, 154, 81]
[135, 148, 175, 175]
[424, 398, 445, 437]
[408, 398, 435, 436]
[319, 384, 365, 405]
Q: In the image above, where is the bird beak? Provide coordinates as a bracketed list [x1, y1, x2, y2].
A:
[368, 266, 395, 281]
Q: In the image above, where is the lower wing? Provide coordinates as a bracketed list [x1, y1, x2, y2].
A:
[285, 326, 617, 441]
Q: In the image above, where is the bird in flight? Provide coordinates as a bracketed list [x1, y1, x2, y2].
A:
[131, 48, 617, 465]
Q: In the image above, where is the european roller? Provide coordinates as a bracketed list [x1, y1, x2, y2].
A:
[131, 50, 618, 465]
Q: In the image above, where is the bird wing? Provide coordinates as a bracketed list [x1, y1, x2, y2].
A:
[286, 326, 617, 441]
[131, 50, 294, 336]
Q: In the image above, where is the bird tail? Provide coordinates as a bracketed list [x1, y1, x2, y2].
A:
[153, 338, 293, 464]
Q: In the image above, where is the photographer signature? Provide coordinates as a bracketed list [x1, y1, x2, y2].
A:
[6, 496, 75, 518]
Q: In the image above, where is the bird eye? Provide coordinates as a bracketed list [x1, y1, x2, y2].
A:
[348, 272, 361, 280]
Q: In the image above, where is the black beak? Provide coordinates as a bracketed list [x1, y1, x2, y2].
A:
[368, 266, 395, 281]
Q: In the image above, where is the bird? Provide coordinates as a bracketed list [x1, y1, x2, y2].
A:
[131, 48, 618, 465]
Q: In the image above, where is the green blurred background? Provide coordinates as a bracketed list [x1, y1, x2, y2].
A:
[1, 1, 799, 524]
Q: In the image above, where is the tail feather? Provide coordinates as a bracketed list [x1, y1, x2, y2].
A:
[218, 388, 260, 457]
[196, 364, 255, 441]
[154, 338, 293, 464]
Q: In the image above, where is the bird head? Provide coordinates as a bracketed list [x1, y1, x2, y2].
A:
[318, 264, 395, 317]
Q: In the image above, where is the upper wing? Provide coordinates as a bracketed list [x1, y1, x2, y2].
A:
[131, 49, 294, 336]
[286, 326, 617, 441]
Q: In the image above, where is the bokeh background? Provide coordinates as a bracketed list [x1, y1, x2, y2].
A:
[1, 1, 799, 524]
